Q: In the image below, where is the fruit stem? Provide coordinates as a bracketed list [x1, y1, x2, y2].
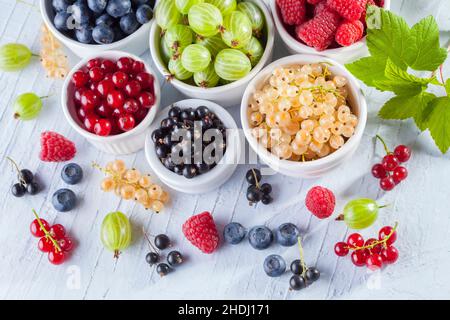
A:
[375, 134, 390, 154]
[251, 168, 260, 189]
[347, 222, 399, 252]
[142, 227, 159, 253]
[297, 236, 308, 278]
[6, 156, 26, 185]
[39, 95, 50, 100]
[378, 204, 390, 209]
[114, 250, 120, 259]
[32, 209, 62, 252]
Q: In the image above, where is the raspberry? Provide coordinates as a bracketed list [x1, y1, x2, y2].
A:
[305, 186, 336, 219]
[276, 0, 307, 26]
[327, 0, 366, 21]
[335, 20, 364, 46]
[39, 131, 76, 162]
[307, 0, 323, 4]
[182, 211, 219, 254]
[313, 0, 328, 16]
[296, 8, 341, 51]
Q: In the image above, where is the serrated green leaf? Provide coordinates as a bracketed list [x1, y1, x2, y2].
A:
[445, 79, 450, 96]
[404, 16, 448, 71]
[345, 56, 387, 87]
[378, 92, 436, 130]
[424, 96, 450, 153]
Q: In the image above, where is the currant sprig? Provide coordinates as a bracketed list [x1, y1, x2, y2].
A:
[32, 209, 61, 252]
[345, 222, 398, 252]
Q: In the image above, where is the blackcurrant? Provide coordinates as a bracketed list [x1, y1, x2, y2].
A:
[180, 108, 195, 121]
[173, 165, 184, 175]
[246, 169, 261, 185]
[20, 169, 34, 184]
[195, 162, 210, 174]
[260, 183, 272, 194]
[290, 260, 303, 275]
[182, 165, 197, 179]
[156, 263, 171, 276]
[145, 252, 159, 265]
[247, 185, 262, 203]
[289, 275, 306, 291]
[167, 250, 183, 266]
[11, 183, 26, 197]
[168, 106, 181, 118]
[305, 267, 320, 282]
[195, 105, 209, 118]
[154, 234, 171, 250]
[26, 182, 39, 195]
[155, 144, 170, 159]
[261, 194, 273, 205]
[151, 129, 165, 143]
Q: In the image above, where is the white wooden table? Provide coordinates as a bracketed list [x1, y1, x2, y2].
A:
[1, 0, 450, 300]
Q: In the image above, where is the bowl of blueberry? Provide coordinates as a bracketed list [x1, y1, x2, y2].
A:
[145, 99, 240, 194]
[62, 50, 160, 154]
[40, 0, 155, 58]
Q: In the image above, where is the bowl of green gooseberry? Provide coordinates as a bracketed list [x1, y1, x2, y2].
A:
[149, 0, 275, 107]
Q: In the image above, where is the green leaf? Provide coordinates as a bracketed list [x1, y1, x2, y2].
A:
[425, 96, 450, 153]
[345, 56, 387, 87]
[404, 16, 448, 71]
[378, 92, 436, 130]
[366, 8, 411, 70]
[445, 79, 450, 96]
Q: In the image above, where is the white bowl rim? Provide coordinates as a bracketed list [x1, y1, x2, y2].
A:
[240, 54, 367, 169]
[61, 50, 161, 142]
[149, 0, 275, 94]
[145, 99, 240, 187]
[269, 0, 391, 55]
[40, 0, 153, 49]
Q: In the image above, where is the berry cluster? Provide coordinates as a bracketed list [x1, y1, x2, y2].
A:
[245, 169, 273, 205]
[334, 223, 399, 270]
[8, 157, 40, 197]
[95, 160, 169, 212]
[30, 210, 74, 265]
[276, 0, 384, 51]
[372, 135, 411, 191]
[305, 186, 335, 219]
[143, 231, 183, 277]
[71, 57, 156, 136]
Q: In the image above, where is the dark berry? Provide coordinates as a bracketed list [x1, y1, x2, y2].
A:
[305, 267, 320, 282]
[182, 164, 197, 179]
[156, 263, 171, 276]
[20, 169, 34, 184]
[61, 163, 83, 185]
[223, 222, 246, 244]
[290, 275, 306, 290]
[155, 144, 170, 159]
[246, 185, 262, 203]
[290, 260, 303, 275]
[195, 105, 209, 118]
[263, 254, 286, 277]
[246, 168, 261, 185]
[154, 234, 170, 250]
[261, 194, 273, 205]
[167, 251, 183, 266]
[248, 226, 273, 250]
[11, 183, 26, 197]
[168, 106, 181, 118]
[276, 223, 300, 247]
[260, 183, 272, 194]
[26, 182, 39, 195]
[136, 4, 153, 24]
[52, 188, 77, 212]
[145, 252, 159, 265]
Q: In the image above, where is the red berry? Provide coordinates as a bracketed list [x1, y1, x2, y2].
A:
[88, 66, 104, 82]
[88, 81, 96, 92]
[380, 246, 399, 264]
[112, 71, 129, 88]
[84, 114, 99, 132]
[334, 242, 349, 256]
[72, 70, 88, 88]
[276, 0, 306, 25]
[380, 176, 395, 191]
[371, 163, 387, 179]
[364, 238, 382, 255]
[138, 91, 155, 108]
[134, 107, 149, 122]
[124, 80, 142, 97]
[305, 186, 335, 219]
[392, 166, 408, 184]
[347, 233, 364, 248]
[77, 107, 87, 121]
[135, 72, 154, 90]
[30, 219, 49, 237]
[112, 106, 126, 118]
[107, 90, 125, 108]
[49, 224, 66, 240]
[394, 145, 411, 162]
[94, 119, 112, 136]
[116, 57, 134, 73]
[104, 73, 113, 81]
[39, 131, 76, 162]
[379, 226, 397, 246]
[118, 114, 136, 131]
[101, 59, 116, 73]
[74, 88, 86, 105]
[123, 98, 140, 114]
[366, 253, 383, 270]
[182, 211, 219, 254]
[327, 0, 366, 20]
[38, 237, 54, 252]
[95, 102, 113, 118]
[351, 250, 367, 267]
[86, 58, 101, 69]
[131, 60, 145, 74]
[96, 79, 115, 97]
[80, 90, 100, 111]
[382, 154, 399, 171]
[58, 237, 74, 252]
[335, 20, 364, 47]
[48, 249, 65, 265]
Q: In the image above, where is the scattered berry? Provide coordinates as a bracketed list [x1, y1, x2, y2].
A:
[154, 234, 171, 250]
[7, 157, 40, 197]
[223, 222, 246, 245]
[275, 223, 300, 247]
[347, 233, 364, 248]
[146, 252, 159, 265]
[61, 163, 83, 185]
[156, 263, 171, 276]
[263, 254, 286, 277]
[182, 211, 219, 254]
[39, 131, 76, 162]
[378, 226, 396, 246]
[52, 188, 77, 212]
[305, 186, 336, 219]
[167, 251, 183, 266]
[248, 226, 273, 250]
[380, 176, 395, 191]
[11, 183, 26, 197]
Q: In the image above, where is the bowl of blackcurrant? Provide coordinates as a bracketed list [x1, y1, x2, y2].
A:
[145, 99, 240, 194]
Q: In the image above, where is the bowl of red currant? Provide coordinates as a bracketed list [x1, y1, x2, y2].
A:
[62, 50, 160, 155]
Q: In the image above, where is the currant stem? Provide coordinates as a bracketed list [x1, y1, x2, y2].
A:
[346, 222, 399, 252]
[142, 227, 159, 253]
[6, 156, 26, 185]
[375, 135, 390, 154]
[297, 236, 308, 278]
[251, 168, 260, 189]
[32, 209, 62, 252]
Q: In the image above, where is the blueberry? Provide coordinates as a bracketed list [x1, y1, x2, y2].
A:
[75, 26, 93, 43]
[70, 0, 91, 26]
[107, 0, 132, 18]
[87, 0, 107, 13]
[132, 0, 149, 6]
[54, 12, 72, 31]
[120, 13, 140, 34]
[61, 163, 83, 185]
[52, 0, 71, 12]
[263, 254, 286, 277]
[223, 222, 246, 244]
[95, 13, 115, 26]
[52, 188, 77, 212]
[305, 267, 320, 282]
[92, 23, 115, 44]
[112, 24, 127, 41]
[276, 223, 300, 247]
[248, 226, 273, 250]
[136, 4, 153, 24]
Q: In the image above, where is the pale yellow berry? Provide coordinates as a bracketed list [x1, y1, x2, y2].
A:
[152, 200, 164, 213]
[105, 162, 114, 172]
[138, 175, 152, 188]
[312, 103, 324, 116]
[286, 86, 298, 97]
[124, 169, 141, 183]
[101, 177, 115, 192]
[301, 64, 313, 75]
[299, 90, 314, 106]
[330, 121, 344, 135]
[148, 184, 163, 199]
[295, 129, 311, 145]
[135, 188, 149, 204]
[278, 98, 292, 112]
[309, 140, 323, 153]
[112, 160, 126, 174]
[252, 126, 267, 139]
[275, 143, 292, 159]
[250, 112, 263, 126]
[266, 113, 277, 127]
[313, 126, 331, 143]
[324, 93, 337, 107]
[269, 128, 283, 142]
[322, 103, 335, 115]
[329, 135, 344, 149]
[345, 114, 358, 127]
[275, 111, 291, 127]
[254, 92, 264, 105]
[333, 75, 347, 87]
[283, 121, 300, 136]
[294, 73, 309, 85]
[342, 125, 355, 138]
[301, 119, 316, 132]
[303, 148, 316, 160]
[315, 76, 326, 86]
[260, 134, 270, 148]
[160, 191, 170, 203]
[319, 114, 334, 129]
[311, 63, 323, 76]
[266, 87, 279, 100]
[279, 132, 292, 144]
[337, 105, 351, 122]
[248, 103, 259, 112]
[338, 87, 348, 99]
[317, 143, 331, 158]
[290, 110, 302, 122]
[324, 81, 336, 90]
[120, 185, 135, 200]
[299, 105, 313, 119]
[291, 140, 308, 155]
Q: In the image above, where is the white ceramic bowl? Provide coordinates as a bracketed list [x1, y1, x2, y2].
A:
[62, 51, 161, 155]
[145, 99, 240, 194]
[149, 0, 275, 107]
[241, 54, 367, 178]
[40, 0, 152, 58]
[269, 0, 391, 64]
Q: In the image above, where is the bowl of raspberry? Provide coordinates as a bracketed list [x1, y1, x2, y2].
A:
[270, 0, 390, 63]
[62, 50, 160, 155]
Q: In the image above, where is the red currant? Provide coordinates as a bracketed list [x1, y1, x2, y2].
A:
[138, 91, 155, 108]
[74, 87, 86, 105]
[30, 219, 50, 237]
[394, 145, 411, 162]
[49, 224, 66, 240]
[48, 249, 65, 265]
[38, 237, 54, 252]
[366, 253, 383, 270]
[101, 59, 116, 73]
[96, 79, 115, 97]
[81, 90, 100, 111]
[347, 233, 364, 248]
[351, 250, 367, 267]
[118, 114, 136, 131]
[134, 107, 148, 122]
[86, 58, 101, 69]
[94, 119, 112, 136]
[380, 176, 395, 191]
[334, 242, 349, 257]
[95, 102, 113, 118]
[379, 226, 397, 246]
[371, 163, 387, 179]
[123, 98, 140, 114]
[136, 72, 154, 90]
[380, 246, 399, 264]
[104, 73, 113, 81]
[59, 237, 74, 252]
[72, 70, 88, 88]
[88, 81, 96, 92]
[89, 66, 104, 82]
[392, 166, 408, 184]
[112, 106, 126, 118]
[112, 71, 129, 88]
[131, 60, 145, 74]
[382, 154, 399, 171]
[107, 90, 125, 108]
[77, 107, 87, 121]
[84, 114, 99, 132]
[116, 57, 134, 73]
[124, 80, 142, 97]
[364, 238, 382, 255]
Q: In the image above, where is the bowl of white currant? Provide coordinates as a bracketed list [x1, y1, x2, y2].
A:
[149, 0, 275, 107]
[145, 99, 240, 194]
